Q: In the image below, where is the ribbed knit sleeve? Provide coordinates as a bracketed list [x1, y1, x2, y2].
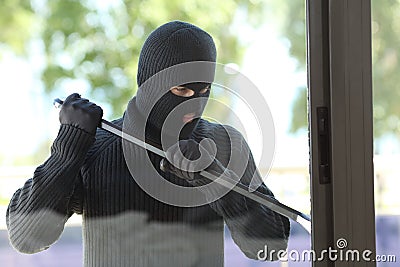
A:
[194, 124, 290, 261]
[208, 163, 290, 261]
[6, 124, 95, 254]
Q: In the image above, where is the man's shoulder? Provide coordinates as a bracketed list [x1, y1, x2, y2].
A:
[196, 119, 243, 139]
[194, 119, 245, 150]
[195, 119, 248, 165]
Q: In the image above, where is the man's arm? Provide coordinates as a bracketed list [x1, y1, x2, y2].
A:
[205, 153, 290, 261]
[163, 126, 290, 261]
[6, 93, 102, 254]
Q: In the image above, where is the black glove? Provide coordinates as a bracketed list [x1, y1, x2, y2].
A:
[59, 93, 103, 135]
[161, 139, 224, 181]
[161, 139, 245, 210]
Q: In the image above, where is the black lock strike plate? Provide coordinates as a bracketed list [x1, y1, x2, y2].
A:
[317, 107, 331, 184]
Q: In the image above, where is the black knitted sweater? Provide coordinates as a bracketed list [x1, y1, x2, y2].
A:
[6, 103, 290, 267]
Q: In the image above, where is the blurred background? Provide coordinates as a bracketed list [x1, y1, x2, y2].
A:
[0, 0, 398, 266]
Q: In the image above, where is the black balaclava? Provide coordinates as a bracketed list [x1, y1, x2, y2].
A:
[134, 21, 217, 145]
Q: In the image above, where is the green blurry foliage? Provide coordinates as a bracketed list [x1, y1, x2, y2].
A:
[0, 0, 36, 54]
[284, 0, 400, 142]
[371, 0, 400, 140]
[1, 0, 270, 164]
[3, 1, 398, 140]
[1, 0, 265, 118]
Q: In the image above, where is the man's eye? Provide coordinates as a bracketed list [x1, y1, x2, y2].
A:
[170, 86, 195, 97]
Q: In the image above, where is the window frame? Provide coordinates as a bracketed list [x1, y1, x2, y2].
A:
[307, 0, 376, 266]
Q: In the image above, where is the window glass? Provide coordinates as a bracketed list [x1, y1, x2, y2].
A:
[372, 0, 400, 265]
[0, 1, 310, 266]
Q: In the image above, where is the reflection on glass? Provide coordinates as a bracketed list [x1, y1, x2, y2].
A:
[0, 1, 310, 266]
[372, 1, 400, 266]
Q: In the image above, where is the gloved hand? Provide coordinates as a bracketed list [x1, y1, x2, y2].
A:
[59, 93, 103, 135]
[160, 139, 224, 181]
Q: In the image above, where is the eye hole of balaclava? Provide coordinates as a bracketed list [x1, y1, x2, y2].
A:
[144, 82, 211, 145]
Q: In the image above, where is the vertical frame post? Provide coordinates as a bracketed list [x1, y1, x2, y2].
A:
[307, 0, 376, 266]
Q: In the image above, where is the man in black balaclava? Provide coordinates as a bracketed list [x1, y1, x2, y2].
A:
[133, 20, 216, 145]
[7, 21, 290, 267]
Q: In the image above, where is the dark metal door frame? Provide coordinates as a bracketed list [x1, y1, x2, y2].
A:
[307, 1, 376, 266]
